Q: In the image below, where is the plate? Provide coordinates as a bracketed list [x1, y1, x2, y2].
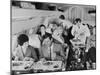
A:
[12, 61, 33, 71]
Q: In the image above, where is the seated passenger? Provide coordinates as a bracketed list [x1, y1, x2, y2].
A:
[13, 34, 38, 61]
[36, 24, 52, 60]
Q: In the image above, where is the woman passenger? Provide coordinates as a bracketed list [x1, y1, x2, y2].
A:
[13, 34, 38, 61]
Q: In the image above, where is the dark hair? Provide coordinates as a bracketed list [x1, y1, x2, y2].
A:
[59, 15, 65, 20]
[74, 18, 81, 23]
[39, 24, 46, 28]
[17, 34, 29, 46]
[36, 24, 46, 35]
